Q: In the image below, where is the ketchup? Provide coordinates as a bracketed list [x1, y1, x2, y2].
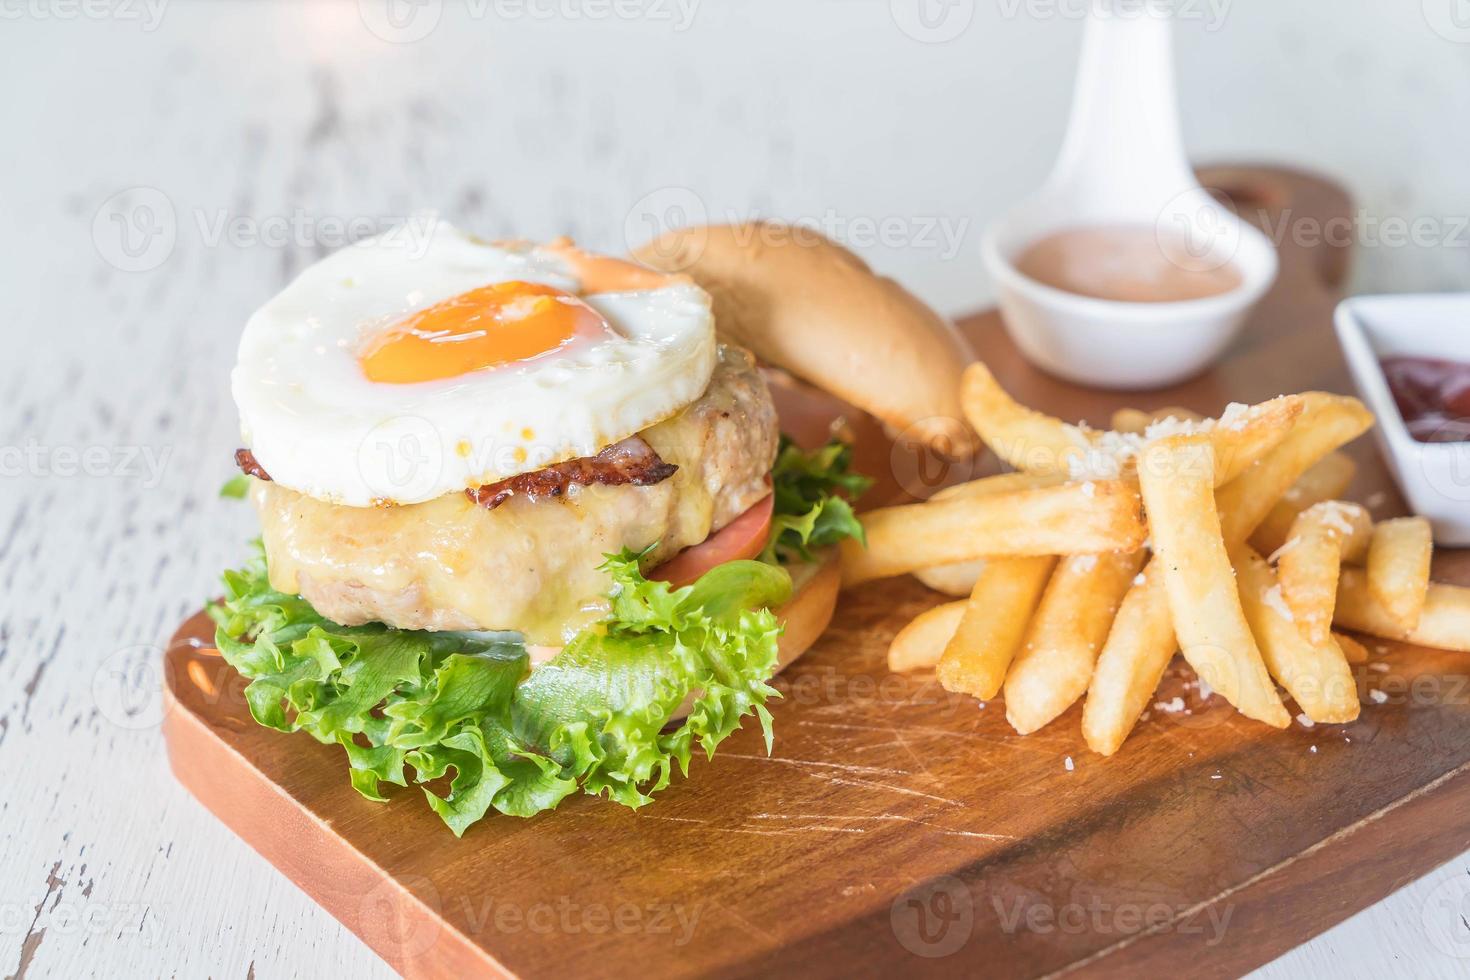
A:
[1380, 356, 1470, 443]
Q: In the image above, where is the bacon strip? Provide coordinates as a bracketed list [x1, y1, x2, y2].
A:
[236, 448, 272, 482]
[235, 439, 677, 509]
[466, 437, 678, 510]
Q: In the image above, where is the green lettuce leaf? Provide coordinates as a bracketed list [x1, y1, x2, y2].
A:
[208, 542, 792, 835]
[764, 436, 871, 563]
[220, 474, 251, 499]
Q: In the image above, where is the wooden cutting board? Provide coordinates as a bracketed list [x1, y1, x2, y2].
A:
[163, 167, 1470, 979]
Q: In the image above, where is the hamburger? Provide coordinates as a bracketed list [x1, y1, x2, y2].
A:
[213, 218, 973, 834]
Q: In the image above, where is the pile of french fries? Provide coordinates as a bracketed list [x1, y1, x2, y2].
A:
[842, 363, 1470, 756]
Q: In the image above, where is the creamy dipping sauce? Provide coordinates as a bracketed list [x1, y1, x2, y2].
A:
[1015, 225, 1243, 303]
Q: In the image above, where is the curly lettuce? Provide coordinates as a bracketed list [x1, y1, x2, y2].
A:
[208, 436, 867, 834]
[763, 436, 872, 563]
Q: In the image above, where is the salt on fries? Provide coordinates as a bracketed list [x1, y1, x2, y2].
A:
[1277, 501, 1371, 645]
[1249, 451, 1357, 556]
[1139, 435, 1290, 727]
[864, 364, 1461, 757]
[962, 362, 1303, 486]
[1003, 549, 1145, 735]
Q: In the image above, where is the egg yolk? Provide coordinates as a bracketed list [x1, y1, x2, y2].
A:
[359, 281, 611, 384]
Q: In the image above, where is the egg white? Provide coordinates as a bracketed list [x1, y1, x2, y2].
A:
[232, 218, 716, 506]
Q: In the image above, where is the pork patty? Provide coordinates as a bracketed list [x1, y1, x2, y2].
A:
[252, 345, 778, 644]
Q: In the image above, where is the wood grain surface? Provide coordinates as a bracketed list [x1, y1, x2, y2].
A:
[158, 167, 1470, 979]
[9, 9, 1470, 978]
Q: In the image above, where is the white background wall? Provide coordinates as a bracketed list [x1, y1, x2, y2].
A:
[5, 0, 1469, 319]
[4, 2, 1470, 979]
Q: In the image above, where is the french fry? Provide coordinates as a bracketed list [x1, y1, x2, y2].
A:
[1249, 452, 1358, 556]
[1082, 568, 1177, 756]
[1111, 407, 1153, 435]
[1333, 631, 1370, 665]
[1138, 435, 1289, 727]
[1004, 549, 1146, 735]
[840, 481, 1145, 587]
[914, 561, 986, 597]
[1277, 501, 1372, 645]
[1233, 546, 1359, 724]
[887, 600, 966, 673]
[1335, 568, 1470, 652]
[930, 471, 1068, 499]
[1216, 393, 1375, 546]
[1112, 406, 1204, 434]
[1205, 395, 1305, 487]
[912, 472, 1066, 595]
[1364, 517, 1433, 631]
[1080, 395, 1369, 751]
[960, 362, 1093, 476]
[936, 556, 1057, 700]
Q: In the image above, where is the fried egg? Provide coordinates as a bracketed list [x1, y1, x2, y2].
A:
[233, 219, 716, 506]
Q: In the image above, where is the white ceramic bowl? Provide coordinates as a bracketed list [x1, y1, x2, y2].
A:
[1334, 293, 1470, 546]
[982, 203, 1279, 391]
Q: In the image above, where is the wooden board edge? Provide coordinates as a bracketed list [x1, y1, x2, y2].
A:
[1064, 756, 1470, 978]
[161, 674, 513, 979]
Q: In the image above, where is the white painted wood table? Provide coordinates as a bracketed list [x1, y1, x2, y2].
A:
[5, 3, 1470, 977]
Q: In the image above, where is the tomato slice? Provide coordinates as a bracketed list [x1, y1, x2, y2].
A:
[650, 494, 774, 589]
